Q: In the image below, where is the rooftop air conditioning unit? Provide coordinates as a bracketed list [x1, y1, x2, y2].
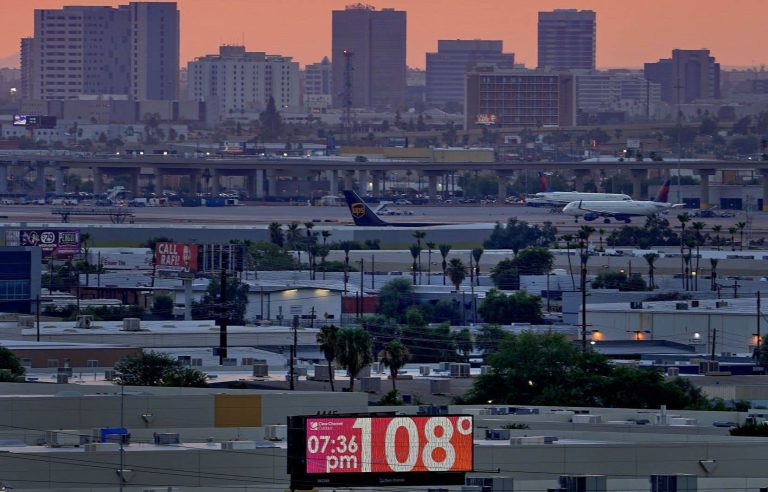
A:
[630, 301, 643, 309]
[485, 428, 511, 440]
[264, 425, 287, 441]
[430, 379, 450, 395]
[84, 442, 120, 452]
[675, 302, 689, 310]
[691, 300, 700, 307]
[449, 363, 470, 378]
[153, 433, 180, 445]
[104, 370, 115, 380]
[252, 362, 269, 377]
[76, 315, 94, 328]
[420, 365, 431, 376]
[241, 357, 255, 366]
[17, 315, 34, 329]
[360, 377, 381, 393]
[716, 301, 729, 308]
[699, 360, 720, 374]
[191, 358, 203, 367]
[312, 364, 332, 381]
[46, 430, 83, 447]
[667, 367, 680, 377]
[221, 440, 257, 450]
[56, 374, 69, 384]
[480, 365, 493, 375]
[122, 318, 141, 331]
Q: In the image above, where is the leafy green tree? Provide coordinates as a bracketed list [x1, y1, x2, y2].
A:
[336, 328, 373, 392]
[0, 346, 25, 382]
[591, 271, 647, 291]
[515, 247, 554, 274]
[453, 328, 474, 361]
[461, 332, 707, 409]
[379, 340, 411, 392]
[114, 351, 207, 387]
[377, 278, 414, 322]
[476, 324, 508, 354]
[268, 222, 284, 247]
[477, 289, 543, 324]
[248, 241, 296, 270]
[317, 324, 339, 392]
[484, 218, 557, 252]
[151, 295, 174, 319]
[490, 258, 520, 290]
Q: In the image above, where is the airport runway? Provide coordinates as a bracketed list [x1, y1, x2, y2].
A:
[0, 203, 761, 236]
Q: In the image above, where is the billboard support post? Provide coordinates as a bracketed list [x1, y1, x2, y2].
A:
[218, 269, 227, 365]
[184, 278, 193, 321]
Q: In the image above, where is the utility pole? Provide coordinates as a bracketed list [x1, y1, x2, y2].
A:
[35, 295, 40, 342]
[371, 254, 375, 290]
[359, 258, 364, 316]
[711, 328, 717, 362]
[580, 244, 588, 352]
[757, 291, 762, 356]
[218, 269, 228, 365]
[290, 314, 298, 390]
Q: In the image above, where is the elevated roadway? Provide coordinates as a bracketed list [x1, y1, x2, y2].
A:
[2, 151, 768, 210]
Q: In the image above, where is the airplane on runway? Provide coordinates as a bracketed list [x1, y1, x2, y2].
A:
[525, 172, 632, 207]
[562, 180, 682, 224]
[342, 190, 450, 227]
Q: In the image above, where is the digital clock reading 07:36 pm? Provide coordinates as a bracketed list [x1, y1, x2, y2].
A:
[305, 415, 473, 474]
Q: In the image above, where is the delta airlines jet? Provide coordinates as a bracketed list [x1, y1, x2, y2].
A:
[562, 180, 683, 224]
[526, 172, 632, 207]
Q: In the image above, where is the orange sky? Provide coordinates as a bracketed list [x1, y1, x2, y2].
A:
[3, 0, 766, 69]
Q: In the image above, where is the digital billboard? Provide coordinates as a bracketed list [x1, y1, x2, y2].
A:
[475, 113, 498, 125]
[154, 243, 198, 273]
[288, 414, 473, 488]
[12, 114, 56, 129]
[5, 229, 80, 259]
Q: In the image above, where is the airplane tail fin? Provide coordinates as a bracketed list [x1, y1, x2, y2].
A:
[655, 180, 672, 203]
[343, 190, 389, 227]
[537, 172, 551, 192]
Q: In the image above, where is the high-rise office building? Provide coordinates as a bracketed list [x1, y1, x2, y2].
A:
[187, 46, 299, 117]
[22, 2, 179, 101]
[464, 65, 576, 129]
[538, 9, 596, 71]
[304, 57, 332, 111]
[426, 40, 515, 108]
[331, 5, 406, 108]
[644, 49, 721, 104]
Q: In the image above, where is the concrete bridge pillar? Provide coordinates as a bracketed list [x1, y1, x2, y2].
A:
[92, 167, 104, 195]
[130, 170, 140, 196]
[154, 168, 164, 194]
[35, 162, 46, 197]
[266, 171, 277, 198]
[358, 170, 368, 193]
[496, 171, 513, 203]
[371, 171, 382, 198]
[248, 170, 264, 199]
[343, 170, 355, 192]
[698, 169, 716, 209]
[54, 166, 65, 195]
[0, 163, 7, 193]
[189, 169, 202, 195]
[424, 171, 441, 203]
[630, 169, 647, 200]
[329, 169, 338, 196]
[211, 170, 221, 196]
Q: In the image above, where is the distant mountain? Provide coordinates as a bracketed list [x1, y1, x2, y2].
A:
[0, 53, 20, 69]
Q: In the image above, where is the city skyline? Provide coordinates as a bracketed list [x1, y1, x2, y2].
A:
[1, 0, 767, 70]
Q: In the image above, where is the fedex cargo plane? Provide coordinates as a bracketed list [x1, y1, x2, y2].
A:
[563, 180, 682, 223]
[342, 190, 450, 227]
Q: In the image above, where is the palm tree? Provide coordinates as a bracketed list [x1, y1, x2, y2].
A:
[268, 222, 284, 247]
[317, 324, 339, 392]
[446, 258, 467, 292]
[597, 228, 605, 251]
[643, 252, 659, 289]
[340, 240, 354, 293]
[562, 234, 576, 291]
[729, 226, 737, 251]
[691, 221, 705, 289]
[304, 221, 315, 238]
[321, 230, 331, 246]
[711, 225, 722, 250]
[413, 232, 426, 282]
[336, 327, 373, 392]
[710, 258, 719, 291]
[80, 232, 92, 286]
[736, 221, 747, 250]
[286, 222, 302, 270]
[426, 241, 436, 285]
[677, 213, 691, 288]
[438, 243, 452, 285]
[318, 245, 330, 280]
[409, 244, 422, 284]
[471, 248, 484, 286]
[306, 243, 320, 280]
[378, 340, 410, 392]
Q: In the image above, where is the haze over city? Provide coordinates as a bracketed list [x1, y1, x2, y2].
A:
[1, 0, 767, 69]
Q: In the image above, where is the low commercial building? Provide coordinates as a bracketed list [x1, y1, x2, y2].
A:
[0, 246, 41, 314]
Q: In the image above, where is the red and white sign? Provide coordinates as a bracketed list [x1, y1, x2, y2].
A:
[305, 415, 473, 475]
[154, 243, 198, 272]
[475, 113, 497, 125]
